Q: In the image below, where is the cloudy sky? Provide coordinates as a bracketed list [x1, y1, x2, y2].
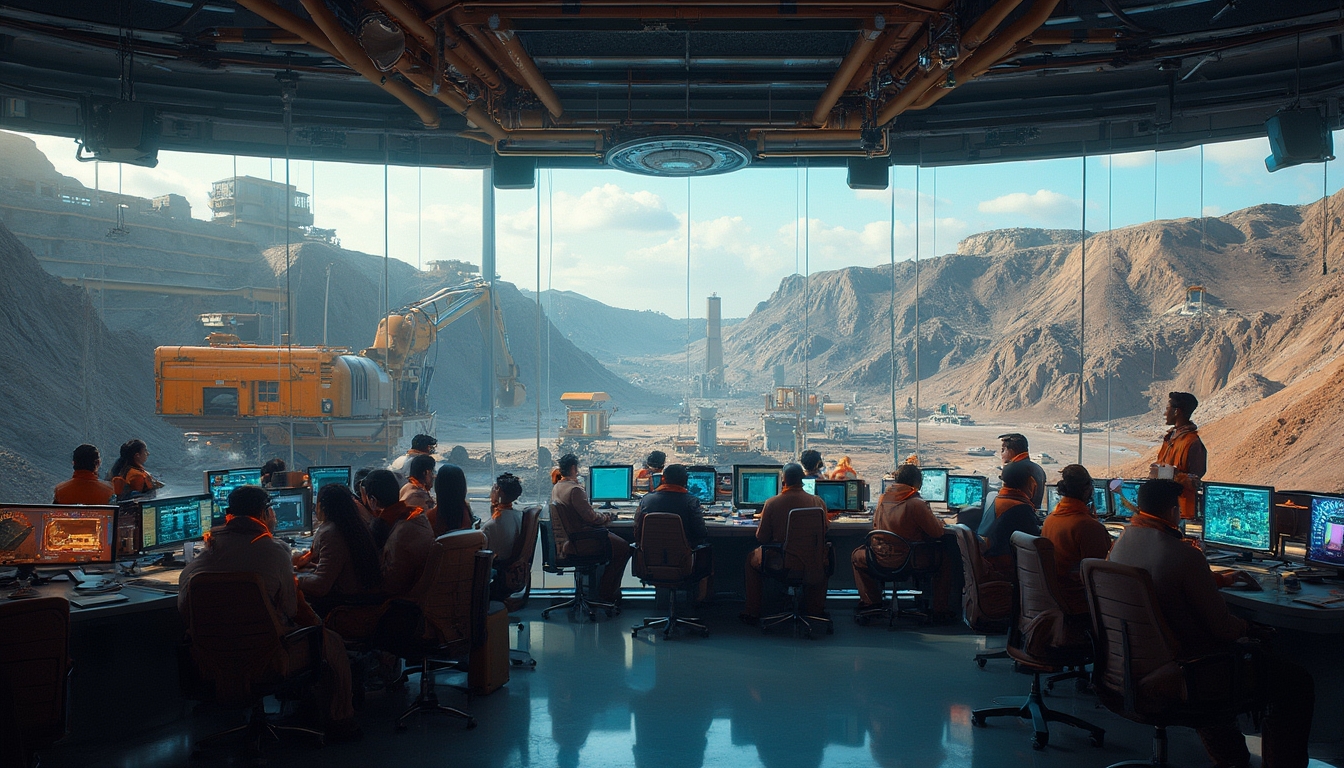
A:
[22, 130, 1342, 318]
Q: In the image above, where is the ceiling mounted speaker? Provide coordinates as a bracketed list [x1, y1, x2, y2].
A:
[605, 136, 751, 177]
[357, 13, 406, 72]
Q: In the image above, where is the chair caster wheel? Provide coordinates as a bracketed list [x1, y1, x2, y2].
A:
[1090, 734, 1104, 748]
[1031, 733, 1047, 750]
[466, 718, 478, 730]
[976, 658, 987, 668]
[971, 714, 985, 728]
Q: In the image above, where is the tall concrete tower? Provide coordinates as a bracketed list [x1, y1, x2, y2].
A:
[704, 294, 725, 396]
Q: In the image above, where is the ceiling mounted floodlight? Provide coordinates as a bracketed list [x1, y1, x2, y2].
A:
[357, 13, 406, 72]
[605, 136, 752, 177]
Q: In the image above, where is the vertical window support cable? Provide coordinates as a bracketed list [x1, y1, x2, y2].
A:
[1078, 154, 1087, 464]
[889, 164, 898, 466]
[913, 163, 920, 459]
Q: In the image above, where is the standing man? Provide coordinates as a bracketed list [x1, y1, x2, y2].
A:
[550, 453, 632, 606]
[399, 453, 436, 516]
[389, 434, 437, 475]
[979, 432, 1048, 535]
[53, 444, 116, 505]
[1154, 391, 1207, 522]
[980, 461, 1041, 581]
[739, 463, 830, 624]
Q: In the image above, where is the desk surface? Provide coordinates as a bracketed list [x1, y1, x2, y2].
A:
[1221, 579, 1344, 634]
[15, 571, 180, 622]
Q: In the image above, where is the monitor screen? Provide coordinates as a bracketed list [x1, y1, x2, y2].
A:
[1307, 495, 1344, 568]
[1092, 480, 1111, 517]
[948, 476, 987, 508]
[649, 472, 663, 490]
[1202, 482, 1275, 554]
[0, 504, 117, 565]
[140, 494, 213, 551]
[920, 468, 950, 503]
[1046, 485, 1061, 513]
[685, 470, 718, 505]
[733, 465, 781, 509]
[206, 467, 263, 511]
[813, 480, 862, 513]
[1113, 480, 1142, 519]
[802, 478, 816, 495]
[588, 465, 633, 502]
[307, 465, 351, 494]
[270, 488, 311, 535]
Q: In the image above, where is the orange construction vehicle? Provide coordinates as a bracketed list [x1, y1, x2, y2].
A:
[156, 280, 525, 459]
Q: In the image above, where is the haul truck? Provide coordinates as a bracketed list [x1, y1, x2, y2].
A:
[156, 280, 525, 460]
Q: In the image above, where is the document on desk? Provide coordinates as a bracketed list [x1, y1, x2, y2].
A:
[69, 593, 130, 609]
[1291, 595, 1344, 609]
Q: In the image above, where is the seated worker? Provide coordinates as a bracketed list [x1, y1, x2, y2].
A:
[980, 461, 1041, 581]
[1109, 480, 1314, 768]
[550, 453, 632, 605]
[634, 450, 667, 485]
[297, 484, 384, 616]
[399, 453, 436, 520]
[481, 472, 524, 560]
[799, 449, 825, 480]
[108, 438, 163, 496]
[829, 455, 858, 481]
[389, 433, 437, 475]
[178, 485, 360, 740]
[53, 444, 115, 505]
[430, 464, 473, 536]
[740, 463, 829, 624]
[363, 469, 434, 598]
[1040, 464, 1112, 616]
[851, 464, 956, 620]
[1154, 391, 1207, 522]
[978, 432, 1047, 535]
[260, 458, 287, 487]
[634, 464, 708, 547]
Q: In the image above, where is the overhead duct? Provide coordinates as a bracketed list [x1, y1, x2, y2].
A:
[606, 136, 751, 177]
[356, 13, 406, 72]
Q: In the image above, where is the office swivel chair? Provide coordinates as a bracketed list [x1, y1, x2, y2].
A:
[1082, 559, 1257, 768]
[759, 507, 835, 639]
[387, 529, 493, 733]
[853, 529, 946, 628]
[971, 533, 1105, 751]
[540, 520, 619, 621]
[631, 513, 712, 640]
[0, 597, 71, 768]
[181, 572, 327, 760]
[490, 506, 541, 668]
[951, 523, 1012, 668]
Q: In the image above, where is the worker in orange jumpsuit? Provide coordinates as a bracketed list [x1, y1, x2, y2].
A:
[739, 463, 830, 624]
[550, 453, 632, 605]
[108, 438, 163, 496]
[634, 450, 666, 493]
[1041, 464, 1112, 616]
[851, 463, 956, 621]
[53, 444, 116, 505]
[829, 456, 858, 481]
[1153, 391, 1207, 521]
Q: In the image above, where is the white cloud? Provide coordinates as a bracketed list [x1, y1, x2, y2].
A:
[1202, 205, 1223, 217]
[977, 189, 1080, 224]
[1111, 151, 1153, 169]
[551, 184, 679, 233]
[1204, 137, 1269, 168]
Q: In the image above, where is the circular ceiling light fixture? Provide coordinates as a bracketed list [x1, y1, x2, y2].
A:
[357, 13, 406, 73]
[605, 136, 752, 177]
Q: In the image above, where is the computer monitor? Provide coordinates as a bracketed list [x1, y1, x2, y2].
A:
[1306, 495, 1344, 569]
[307, 465, 352, 494]
[1092, 479, 1112, 517]
[205, 467, 263, 511]
[270, 488, 312, 535]
[802, 478, 816, 495]
[685, 469, 718, 505]
[1201, 482, 1275, 556]
[814, 480, 863, 514]
[920, 468, 950, 504]
[1046, 485, 1061, 513]
[948, 475, 988, 508]
[733, 465, 781, 510]
[0, 504, 117, 566]
[139, 494, 213, 552]
[588, 465, 633, 506]
[649, 472, 663, 490]
[1111, 480, 1142, 520]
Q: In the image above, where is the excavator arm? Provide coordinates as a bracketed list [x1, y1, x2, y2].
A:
[362, 279, 526, 411]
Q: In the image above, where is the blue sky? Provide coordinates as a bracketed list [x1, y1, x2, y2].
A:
[22, 130, 1342, 318]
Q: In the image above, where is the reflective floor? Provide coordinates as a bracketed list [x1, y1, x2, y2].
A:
[45, 598, 1344, 768]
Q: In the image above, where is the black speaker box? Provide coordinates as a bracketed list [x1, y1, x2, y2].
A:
[1264, 109, 1334, 172]
[493, 155, 537, 189]
[846, 157, 889, 190]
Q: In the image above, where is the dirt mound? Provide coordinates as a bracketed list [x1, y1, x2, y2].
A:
[0, 218, 184, 501]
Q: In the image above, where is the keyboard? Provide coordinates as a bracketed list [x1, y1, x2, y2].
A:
[125, 577, 181, 593]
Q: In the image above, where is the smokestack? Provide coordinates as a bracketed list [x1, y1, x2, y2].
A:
[706, 294, 723, 391]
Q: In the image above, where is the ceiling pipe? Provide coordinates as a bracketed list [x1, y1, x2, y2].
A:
[810, 18, 886, 127]
[438, 3, 935, 21]
[876, 0, 1033, 125]
[488, 16, 566, 118]
[371, 0, 504, 92]
[907, 0, 1064, 111]
[241, 0, 441, 128]
[844, 21, 923, 91]
[456, 21, 530, 88]
[390, 51, 510, 140]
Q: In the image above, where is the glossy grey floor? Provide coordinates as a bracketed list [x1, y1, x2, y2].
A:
[45, 600, 1343, 768]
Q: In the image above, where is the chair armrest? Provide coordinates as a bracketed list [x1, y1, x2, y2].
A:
[758, 543, 784, 573]
[691, 544, 713, 580]
[281, 624, 326, 675]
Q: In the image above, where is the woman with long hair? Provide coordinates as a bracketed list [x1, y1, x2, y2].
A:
[107, 439, 163, 494]
[430, 463, 473, 536]
[298, 483, 384, 616]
